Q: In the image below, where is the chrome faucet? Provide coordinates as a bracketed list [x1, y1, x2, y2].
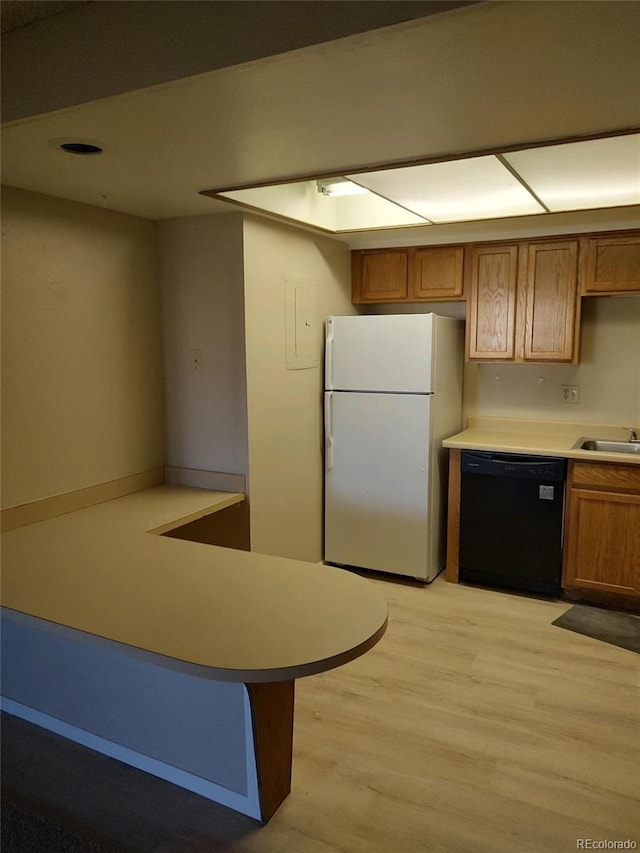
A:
[624, 427, 639, 443]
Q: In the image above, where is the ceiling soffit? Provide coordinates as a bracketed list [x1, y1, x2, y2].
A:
[1, 1, 639, 228]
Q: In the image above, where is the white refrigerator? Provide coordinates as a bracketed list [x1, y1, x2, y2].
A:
[324, 313, 463, 582]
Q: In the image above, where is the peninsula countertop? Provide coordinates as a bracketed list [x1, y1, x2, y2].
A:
[443, 417, 640, 465]
[1, 485, 388, 683]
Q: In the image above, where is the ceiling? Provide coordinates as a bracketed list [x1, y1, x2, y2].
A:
[2, 1, 640, 245]
[0, 1, 90, 34]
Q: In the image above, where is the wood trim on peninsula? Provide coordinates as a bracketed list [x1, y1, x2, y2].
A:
[445, 448, 461, 583]
[245, 681, 295, 822]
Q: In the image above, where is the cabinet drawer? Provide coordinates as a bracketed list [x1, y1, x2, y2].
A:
[571, 461, 640, 493]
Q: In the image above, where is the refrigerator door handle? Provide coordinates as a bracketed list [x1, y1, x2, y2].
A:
[325, 392, 334, 470]
[325, 324, 334, 390]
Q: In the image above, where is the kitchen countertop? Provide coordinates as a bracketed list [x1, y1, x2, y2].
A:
[0, 485, 388, 683]
[443, 417, 640, 465]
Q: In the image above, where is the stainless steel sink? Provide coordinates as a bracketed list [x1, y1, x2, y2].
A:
[575, 438, 640, 455]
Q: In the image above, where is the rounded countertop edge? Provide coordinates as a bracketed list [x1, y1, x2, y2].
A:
[1, 604, 389, 685]
[233, 615, 389, 684]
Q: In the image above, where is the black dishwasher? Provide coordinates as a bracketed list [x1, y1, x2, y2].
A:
[459, 451, 566, 596]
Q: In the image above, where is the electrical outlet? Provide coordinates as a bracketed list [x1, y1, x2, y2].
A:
[561, 384, 580, 403]
[191, 349, 203, 371]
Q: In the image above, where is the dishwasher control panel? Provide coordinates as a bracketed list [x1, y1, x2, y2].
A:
[461, 450, 566, 481]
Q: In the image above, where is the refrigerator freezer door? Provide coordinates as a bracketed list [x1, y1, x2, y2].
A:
[325, 391, 431, 580]
[326, 314, 434, 393]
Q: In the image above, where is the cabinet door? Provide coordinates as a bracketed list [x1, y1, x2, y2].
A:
[563, 488, 640, 597]
[583, 233, 640, 294]
[411, 246, 464, 300]
[351, 250, 408, 303]
[466, 244, 518, 360]
[523, 240, 579, 362]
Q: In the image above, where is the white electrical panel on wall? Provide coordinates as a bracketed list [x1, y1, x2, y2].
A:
[285, 275, 318, 370]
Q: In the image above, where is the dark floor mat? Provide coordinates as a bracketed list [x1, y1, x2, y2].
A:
[552, 604, 640, 653]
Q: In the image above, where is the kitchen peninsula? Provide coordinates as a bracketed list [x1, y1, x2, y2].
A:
[0, 485, 388, 822]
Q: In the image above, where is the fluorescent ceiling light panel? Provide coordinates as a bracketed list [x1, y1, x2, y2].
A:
[348, 156, 545, 223]
[219, 179, 426, 231]
[503, 134, 640, 211]
[208, 133, 638, 232]
[316, 178, 369, 197]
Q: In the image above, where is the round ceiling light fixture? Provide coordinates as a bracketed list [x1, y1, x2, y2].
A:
[60, 142, 103, 155]
[48, 137, 105, 155]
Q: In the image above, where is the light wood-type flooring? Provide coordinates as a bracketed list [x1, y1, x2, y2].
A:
[3, 574, 639, 852]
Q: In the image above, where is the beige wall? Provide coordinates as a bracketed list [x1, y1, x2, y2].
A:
[242, 215, 355, 562]
[1, 187, 165, 508]
[5, 185, 635, 551]
[157, 214, 248, 480]
[464, 297, 640, 426]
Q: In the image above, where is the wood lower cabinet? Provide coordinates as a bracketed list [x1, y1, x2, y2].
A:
[583, 232, 640, 294]
[352, 245, 464, 303]
[563, 461, 640, 599]
[466, 238, 580, 362]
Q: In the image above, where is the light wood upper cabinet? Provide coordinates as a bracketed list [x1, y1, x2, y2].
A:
[466, 238, 580, 363]
[351, 250, 409, 303]
[412, 246, 464, 300]
[563, 461, 640, 599]
[583, 232, 640, 294]
[466, 244, 518, 359]
[523, 240, 580, 362]
[351, 230, 636, 346]
[352, 246, 464, 303]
